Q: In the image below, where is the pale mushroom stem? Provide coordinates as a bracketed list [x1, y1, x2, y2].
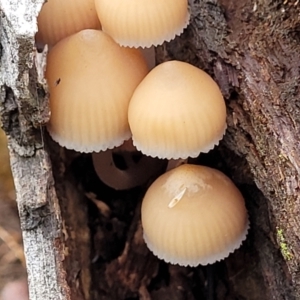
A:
[92, 139, 167, 190]
[166, 158, 188, 171]
[139, 46, 156, 70]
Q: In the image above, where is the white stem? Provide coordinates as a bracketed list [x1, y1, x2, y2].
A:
[166, 158, 188, 172]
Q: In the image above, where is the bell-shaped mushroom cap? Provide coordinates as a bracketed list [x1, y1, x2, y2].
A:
[142, 164, 249, 266]
[36, 0, 101, 48]
[94, 0, 190, 48]
[128, 61, 227, 159]
[92, 140, 167, 190]
[46, 29, 148, 152]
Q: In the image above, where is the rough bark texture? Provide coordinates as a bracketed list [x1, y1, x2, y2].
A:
[1, 0, 300, 299]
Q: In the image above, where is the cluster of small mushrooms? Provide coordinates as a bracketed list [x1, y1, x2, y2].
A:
[36, 0, 249, 267]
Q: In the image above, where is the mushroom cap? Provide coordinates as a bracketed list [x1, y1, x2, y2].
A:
[1, 280, 29, 300]
[46, 29, 148, 152]
[94, 0, 190, 48]
[141, 164, 249, 266]
[92, 141, 167, 190]
[36, 0, 101, 48]
[128, 61, 227, 159]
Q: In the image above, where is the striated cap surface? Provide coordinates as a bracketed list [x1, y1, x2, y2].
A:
[36, 0, 101, 47]
[94, 0, 189, 48]
[128, 61, 227, 159]
[46, 29, 148, 152]
[142, 164, 249, 266]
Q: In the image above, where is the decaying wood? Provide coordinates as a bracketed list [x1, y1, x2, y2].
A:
[156, 0, 300, 297]
[0, 1, 89, 299]
[1, 0, 300, 299]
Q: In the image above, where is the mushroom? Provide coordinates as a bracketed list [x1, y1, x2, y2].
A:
[36, 0, 101, 48]
[1, 280, 29, 300]
[139, 46, 156, 70]
[94, 0, 190, 48]
[46, 29, 148, 152]
[128, 61, 227, 160]
[92, 140, 167, 190]
[141, 164, 249, 266]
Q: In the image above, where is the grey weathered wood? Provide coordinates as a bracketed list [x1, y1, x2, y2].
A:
[0, 1, 72, 299]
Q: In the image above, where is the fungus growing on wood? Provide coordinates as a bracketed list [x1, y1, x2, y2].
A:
[141, 164, 249, 266]
[94, 0, 190, 48]
[128, 61, 227, 159]
[36, 0, 101, 48]
[46, 29, 148, 152]
[92, 140, 167, 190]
[139, 46, 156, 70]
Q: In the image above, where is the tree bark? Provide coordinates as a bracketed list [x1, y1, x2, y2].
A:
[1, 0, 300, 299]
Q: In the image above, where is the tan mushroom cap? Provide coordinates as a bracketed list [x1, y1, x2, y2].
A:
[46, 29, 148, 152]
[128, 61, 227, 159]
[36, 0, 101, 48]
[94, 0, 190, 48]
[141, 164, 249, 266]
